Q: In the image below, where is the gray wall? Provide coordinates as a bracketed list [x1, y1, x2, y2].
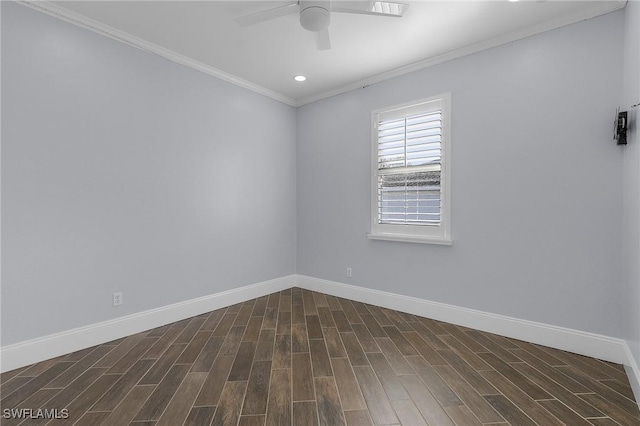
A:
[297, 11, 625, 337]
[623, 0, 640, 384]
[2, 2, 632, 349]
[1, 3, 297, 346]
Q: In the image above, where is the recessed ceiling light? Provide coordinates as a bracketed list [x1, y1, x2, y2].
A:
[508, 0, 519, 2]
[294, 75, 307, 82]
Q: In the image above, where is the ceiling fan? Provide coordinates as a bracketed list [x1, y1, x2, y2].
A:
[235, 1, 409, 50]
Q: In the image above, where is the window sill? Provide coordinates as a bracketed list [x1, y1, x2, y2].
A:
[367, 233, 453, 245]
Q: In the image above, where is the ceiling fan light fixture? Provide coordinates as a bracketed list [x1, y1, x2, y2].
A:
[370, 2, 407, 16]
[300, 6, 330, 32]
[235, 0, 408, 50]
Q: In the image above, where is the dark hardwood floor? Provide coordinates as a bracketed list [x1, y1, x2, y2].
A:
[1, 287, 639, 425]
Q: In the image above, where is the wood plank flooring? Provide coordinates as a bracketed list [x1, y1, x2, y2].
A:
[1, 287, 638, 425]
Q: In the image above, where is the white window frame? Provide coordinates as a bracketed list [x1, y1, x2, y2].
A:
[368, 93, 452, 245]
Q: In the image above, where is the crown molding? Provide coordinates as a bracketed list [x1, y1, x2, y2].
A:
[18, 0, 626, 108]
[17, 1, 298, 107]
[295, 0, 627, 106]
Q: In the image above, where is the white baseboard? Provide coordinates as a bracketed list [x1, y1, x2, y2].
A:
[0, 275, 295, 373]
[2, 271, 637, 396]
[623, 344, 640, 404]
[296, 275, 628, 365]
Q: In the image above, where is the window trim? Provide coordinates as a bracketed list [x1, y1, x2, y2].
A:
[368, 93, 452, 245]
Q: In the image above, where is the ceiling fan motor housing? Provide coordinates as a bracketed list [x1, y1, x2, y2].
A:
[300, 1, 331, 32]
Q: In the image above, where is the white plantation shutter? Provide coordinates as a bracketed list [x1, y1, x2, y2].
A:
[370, 95, 451, 244]
[377, 106, 442, 225]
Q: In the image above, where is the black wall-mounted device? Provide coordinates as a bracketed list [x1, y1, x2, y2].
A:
[615, 110, 628, 145]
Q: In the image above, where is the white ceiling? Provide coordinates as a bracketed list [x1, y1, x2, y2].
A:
[29, 1, 626, 106]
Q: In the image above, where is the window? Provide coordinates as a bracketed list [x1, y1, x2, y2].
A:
[368, 94, 452, 244]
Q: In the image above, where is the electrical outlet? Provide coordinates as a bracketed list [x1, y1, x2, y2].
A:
[113, 292, 123, 306]
[346, 267, 352, 278]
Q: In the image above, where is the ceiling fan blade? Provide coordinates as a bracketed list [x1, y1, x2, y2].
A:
[315, 29, 331, 50]
[235, 2, 299, 27]
[332, 1, 408, 17]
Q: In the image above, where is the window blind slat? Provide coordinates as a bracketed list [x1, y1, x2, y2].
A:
[406, 146, 440, 154]
[405, 136, 440, 147]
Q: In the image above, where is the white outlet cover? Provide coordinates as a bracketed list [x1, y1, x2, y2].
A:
[113, 292, 123, 306]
